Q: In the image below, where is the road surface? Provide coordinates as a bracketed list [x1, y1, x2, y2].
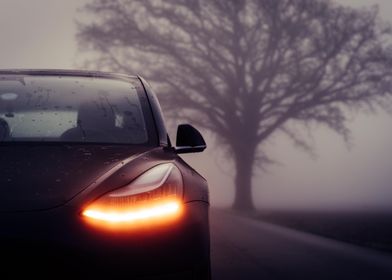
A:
[210, 210, 392, 280]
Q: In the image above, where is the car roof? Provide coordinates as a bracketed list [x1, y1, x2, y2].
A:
[0, 69, 138, 81]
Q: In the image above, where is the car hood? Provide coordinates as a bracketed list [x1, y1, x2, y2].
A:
[0, 144, 150, 212]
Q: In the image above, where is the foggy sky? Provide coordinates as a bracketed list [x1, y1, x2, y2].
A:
[0, 0, 391, 210]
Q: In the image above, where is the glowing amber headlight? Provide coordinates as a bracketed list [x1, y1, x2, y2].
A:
[82, 163, 183, 226]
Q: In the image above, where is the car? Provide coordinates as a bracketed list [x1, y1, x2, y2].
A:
[0, 69, 210, 279]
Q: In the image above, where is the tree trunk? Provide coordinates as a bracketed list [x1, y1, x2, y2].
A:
[232, 144, 256, 212]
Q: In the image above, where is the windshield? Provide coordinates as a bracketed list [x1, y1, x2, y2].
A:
[0, 75, 154, 144]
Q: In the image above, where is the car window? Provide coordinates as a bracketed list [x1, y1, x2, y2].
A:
[0, 75, 152, 144]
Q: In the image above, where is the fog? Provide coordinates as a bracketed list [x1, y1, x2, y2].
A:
[0, 0, 391, 211]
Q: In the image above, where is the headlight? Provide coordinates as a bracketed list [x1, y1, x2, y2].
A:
[82, 163, 183, 227]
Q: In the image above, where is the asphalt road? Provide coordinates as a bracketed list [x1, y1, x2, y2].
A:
[210, 210, 392, 280]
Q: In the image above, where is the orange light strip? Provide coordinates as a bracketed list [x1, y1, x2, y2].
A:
[82, 200, 181, 223]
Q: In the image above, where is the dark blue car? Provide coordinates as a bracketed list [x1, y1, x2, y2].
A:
[0, 69, 210, 279]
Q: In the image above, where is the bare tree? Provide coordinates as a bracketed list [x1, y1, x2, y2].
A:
[77, 0, 392, 212]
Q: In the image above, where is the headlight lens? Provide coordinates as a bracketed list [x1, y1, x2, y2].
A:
[82, 163, 183, 226]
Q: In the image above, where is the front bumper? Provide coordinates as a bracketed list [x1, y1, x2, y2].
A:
[0, 201, 210, 278]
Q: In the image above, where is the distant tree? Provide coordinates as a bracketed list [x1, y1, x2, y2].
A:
[78, 0, 392, 212]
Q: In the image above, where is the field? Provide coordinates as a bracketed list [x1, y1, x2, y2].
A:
[250, 209, 392, 254]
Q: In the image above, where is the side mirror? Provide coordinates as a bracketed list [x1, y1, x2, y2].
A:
[175, 124, 206, 154]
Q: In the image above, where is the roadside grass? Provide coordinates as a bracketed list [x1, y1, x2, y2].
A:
[228, 208, 392, 254]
